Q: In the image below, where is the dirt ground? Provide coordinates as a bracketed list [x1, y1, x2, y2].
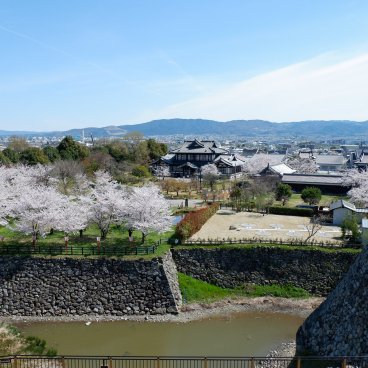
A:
[190, 210, 342, 243]
[0, 296, 323, 324]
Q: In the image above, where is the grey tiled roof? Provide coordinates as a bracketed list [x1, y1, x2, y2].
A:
[214, 154, 246, 167]
[282, 173, 343, 186]
[330, 199, 356, 211]
[316, 155, 348, 165]
[330, 199, 368, 213]
[171, 140, 228, 154]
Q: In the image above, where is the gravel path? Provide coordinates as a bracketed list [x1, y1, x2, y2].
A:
[191, 212, 342, 243]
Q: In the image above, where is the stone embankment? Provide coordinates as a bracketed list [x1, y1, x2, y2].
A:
[172, 247, 357, 296]
[0, 256, 181, 316]
[296, 245, 368, 356]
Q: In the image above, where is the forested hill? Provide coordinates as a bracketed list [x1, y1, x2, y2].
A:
[2, 119, 368, 138]
[119, 119, 368, 138]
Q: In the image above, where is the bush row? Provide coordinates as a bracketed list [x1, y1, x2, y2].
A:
[175, 203, 220, 242]
[268, 206, 314, 217]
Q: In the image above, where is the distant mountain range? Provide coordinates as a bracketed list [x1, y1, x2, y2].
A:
[1, 119, 368, 139]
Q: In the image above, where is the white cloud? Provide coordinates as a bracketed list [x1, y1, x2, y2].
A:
[143, 52, 368, 122]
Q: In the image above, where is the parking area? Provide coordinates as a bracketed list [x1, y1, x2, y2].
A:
[190, 210, 342, 243]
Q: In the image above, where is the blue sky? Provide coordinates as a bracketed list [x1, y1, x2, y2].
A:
[1, 0, 368, 131]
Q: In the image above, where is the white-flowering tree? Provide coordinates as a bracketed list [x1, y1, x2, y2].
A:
[126, 184, 172, 243]
[242, 154, 283, 175]
[0, 165, 50, 229]
[0, 165, 90, 243]
[88, 171, 127, 239]
[342, 169, 368, 207]
[51, 196, 90, 236]
[8, 184, 66, 244]
[201, 164, 220, 191]
[285, 155, 319, 173]
[0, 167, 14, 226]
[153, 165, 170, 179]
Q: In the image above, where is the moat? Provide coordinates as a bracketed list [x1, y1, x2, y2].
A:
[17, 312, 303, 356]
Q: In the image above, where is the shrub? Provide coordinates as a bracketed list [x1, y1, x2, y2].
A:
[175, 203, 220, 242]
[268, 206, 313, 217]
[275, 183, 292, 202]
[301, 187, 322, 205]
[341, 216, 361, 242]
[132, 165, 151, 177]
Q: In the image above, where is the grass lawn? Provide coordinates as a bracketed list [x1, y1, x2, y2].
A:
[274, 193, 346, 208]
[178, 273, 310, 303]
[0, 224, 175, 259]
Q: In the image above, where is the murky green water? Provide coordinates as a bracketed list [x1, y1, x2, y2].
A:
[18, 312, 303, 356]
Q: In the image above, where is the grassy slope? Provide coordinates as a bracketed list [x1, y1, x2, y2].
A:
[0, 324, 57, 356]
[178, 273, 310, 303]
[175, 243, 360, 254]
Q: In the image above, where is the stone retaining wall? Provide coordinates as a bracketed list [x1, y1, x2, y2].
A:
[0, 256, 180, 316]
[296, 245, 368, 356]
[172, 247, 357, 296]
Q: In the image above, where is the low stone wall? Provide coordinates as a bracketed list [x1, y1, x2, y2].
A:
[0, 256, 180, 316]
[172, 247, 357, 296]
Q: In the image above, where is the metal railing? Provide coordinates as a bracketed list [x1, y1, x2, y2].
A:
[1, 356, 367, 368]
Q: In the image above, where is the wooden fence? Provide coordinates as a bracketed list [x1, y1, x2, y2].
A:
[0, 243, 158, 256]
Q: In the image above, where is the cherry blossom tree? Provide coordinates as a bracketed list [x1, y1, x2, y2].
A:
[0, 165, 89, 242]
[285, 155, 319, 173]
[87, 171, 127, 239]
[51, 196, 90, 236]
[126, 184, 172, 243]
[8, 184, 66, 244]
[153, 165, 170, 179]
[342, 169, 368, 207]
[0, 165, 42, 227]
[242, 154, 282, 175]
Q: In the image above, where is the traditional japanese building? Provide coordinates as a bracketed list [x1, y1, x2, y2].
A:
[153, 139, 246, 177]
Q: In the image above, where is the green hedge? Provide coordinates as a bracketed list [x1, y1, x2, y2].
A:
[268, 206, 314, 217]
[175, 203, 220, 242]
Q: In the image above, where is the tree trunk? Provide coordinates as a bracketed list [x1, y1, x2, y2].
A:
[141, 232, 146, 243]
[128, 228, 133, 237]
[101, 229, 108, 240]
[79, 229, 83, 238]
